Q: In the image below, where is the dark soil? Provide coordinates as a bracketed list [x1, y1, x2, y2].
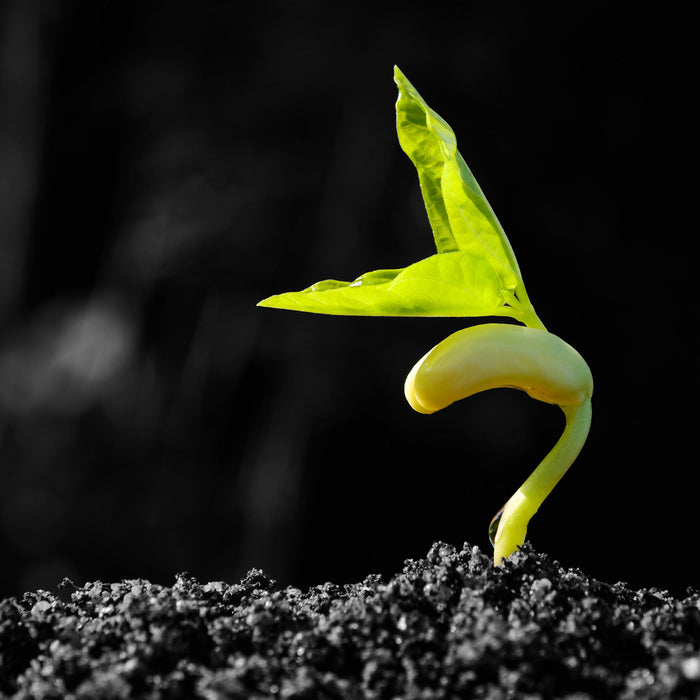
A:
[1, 543, 699, 699]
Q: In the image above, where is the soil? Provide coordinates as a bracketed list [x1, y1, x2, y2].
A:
[1, 542, 699, 699]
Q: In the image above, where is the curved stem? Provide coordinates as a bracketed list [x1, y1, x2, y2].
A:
[492, 397, 593, 565]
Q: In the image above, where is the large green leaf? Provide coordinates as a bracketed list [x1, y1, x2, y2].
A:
[394, 66, 522, 290]
[258, 67, 543, 328]
[258, 251, 526, 319]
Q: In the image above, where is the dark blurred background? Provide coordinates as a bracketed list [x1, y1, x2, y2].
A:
[0, 0, 697, 598]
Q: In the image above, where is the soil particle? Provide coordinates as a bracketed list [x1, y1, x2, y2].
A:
[1, 542, 699, 699]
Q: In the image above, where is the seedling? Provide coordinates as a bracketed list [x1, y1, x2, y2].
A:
[258, 67, 593, 566]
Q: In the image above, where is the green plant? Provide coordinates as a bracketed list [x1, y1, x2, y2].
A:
[258, 66, 593, 566]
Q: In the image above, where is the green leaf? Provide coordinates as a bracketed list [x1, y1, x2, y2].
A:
[258, 251, 528, 320]
[394, 66, 522, 288]
[258, 67, 544, 329]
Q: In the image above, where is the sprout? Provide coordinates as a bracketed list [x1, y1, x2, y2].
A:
[405, 324, 592, 565]
[259, 67, 593, 566]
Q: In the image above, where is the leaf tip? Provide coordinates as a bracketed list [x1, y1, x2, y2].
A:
[256, 296, 280, 309]
[393, 65, 412, 93]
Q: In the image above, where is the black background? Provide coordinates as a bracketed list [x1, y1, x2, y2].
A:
[0, 0, 697, 598]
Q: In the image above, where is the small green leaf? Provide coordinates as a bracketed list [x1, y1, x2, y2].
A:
[258, 251, 528, 320]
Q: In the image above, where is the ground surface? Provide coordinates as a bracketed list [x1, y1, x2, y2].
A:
[1, 542, 699, 699]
